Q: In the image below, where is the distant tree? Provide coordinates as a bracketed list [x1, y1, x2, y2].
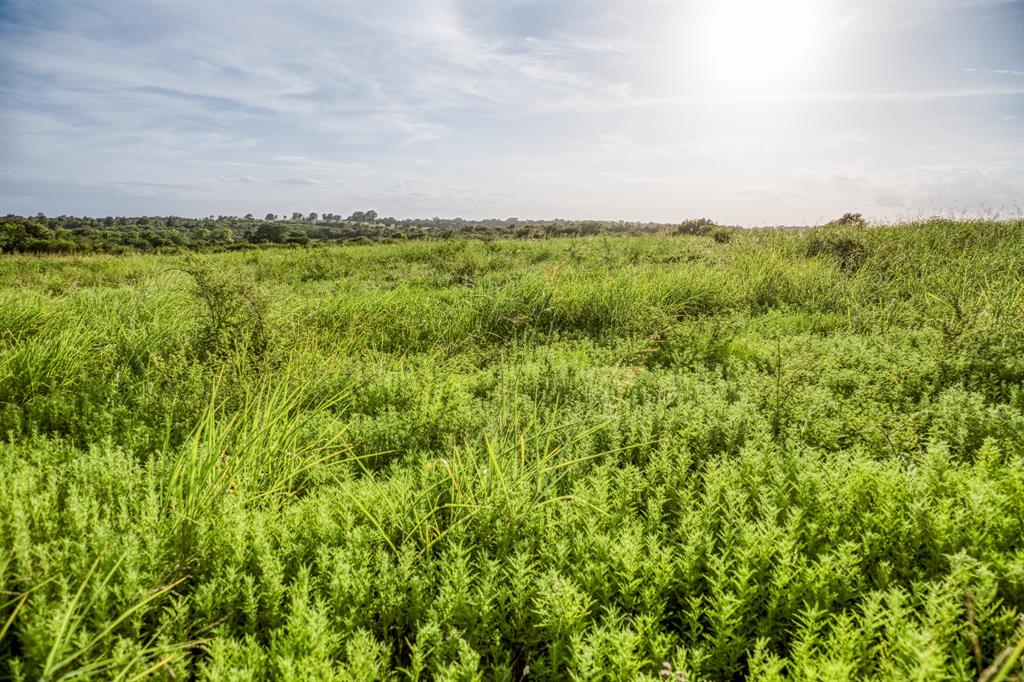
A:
[265, 213, 276, 221]
[0, 218, 52, 253]
[308, 212, 318, 222]
[675, 218, 717, 236]
[244, 213, 254, 220]
[829, 212, 866, 226]
[291, 212, 303, 222]
[253, 222, 289, 244]
[364, 210, 378, 222]
[348, 211, 365, 222]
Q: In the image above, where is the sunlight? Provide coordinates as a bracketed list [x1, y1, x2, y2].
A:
[698, 0, 828, 92]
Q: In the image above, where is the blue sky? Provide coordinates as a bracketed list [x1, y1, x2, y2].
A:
[1, 0, 1021, 224]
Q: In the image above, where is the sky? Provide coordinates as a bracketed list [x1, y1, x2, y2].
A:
[0, 0, 1021, 225]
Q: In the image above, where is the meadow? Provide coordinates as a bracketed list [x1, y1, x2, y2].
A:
[1, 220, 1022, 680]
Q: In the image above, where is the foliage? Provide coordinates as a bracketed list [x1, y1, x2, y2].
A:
[1, 219, 1023, 679]
[803, 229, 871, 273]
[176, 261, 270, 358]
[675, 218, 719, 236]
[1, 214, 735, 255]
[709, 227, 734, 244]
[825, 212, 867, 227]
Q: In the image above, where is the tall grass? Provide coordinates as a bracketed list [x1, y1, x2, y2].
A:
[1, 219, 1022, 679]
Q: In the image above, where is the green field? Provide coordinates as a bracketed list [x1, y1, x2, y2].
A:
[1, 221, 1023, 680]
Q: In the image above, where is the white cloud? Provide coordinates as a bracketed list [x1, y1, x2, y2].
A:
[966, 67, 1024, 77]
[278, 177, 326, 186]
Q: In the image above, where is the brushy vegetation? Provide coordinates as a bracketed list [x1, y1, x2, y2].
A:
[1, 219, 1023, 680]
[0, 213, 724, 254]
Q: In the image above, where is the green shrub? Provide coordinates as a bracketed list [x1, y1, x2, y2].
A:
[804, 230, 870, 272]
[710, 227, 733, 244]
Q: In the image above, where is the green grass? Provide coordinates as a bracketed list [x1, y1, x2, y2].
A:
[1, 219, 1023, 680]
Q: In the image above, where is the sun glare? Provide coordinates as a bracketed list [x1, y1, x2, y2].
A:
[698, 0, 827, 92]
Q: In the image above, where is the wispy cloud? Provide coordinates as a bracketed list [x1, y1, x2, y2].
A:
[965, 67, 1024, 77]
[278, 177, 328, 187]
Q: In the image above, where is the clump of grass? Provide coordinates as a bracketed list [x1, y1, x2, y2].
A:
[162, 375, 352, 550]
[804, 228, 871, 273]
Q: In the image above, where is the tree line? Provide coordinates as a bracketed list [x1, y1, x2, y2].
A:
[0, 213, 727, 254]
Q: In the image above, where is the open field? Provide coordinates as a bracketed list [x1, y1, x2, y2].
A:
[1, 220, 1023, 680]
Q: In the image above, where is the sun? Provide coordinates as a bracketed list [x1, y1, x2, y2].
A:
[697, 0, 827, 92]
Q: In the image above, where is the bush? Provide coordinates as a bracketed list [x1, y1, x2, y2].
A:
[804, 230, 870, 272]
[179, 261, 269, 358]
[675, 218, 717, 236]
[710, 227, 734, 244]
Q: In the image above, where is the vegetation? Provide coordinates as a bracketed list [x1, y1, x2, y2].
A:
[1, 219, 1022, 680]
[0, 213, 726, 254]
